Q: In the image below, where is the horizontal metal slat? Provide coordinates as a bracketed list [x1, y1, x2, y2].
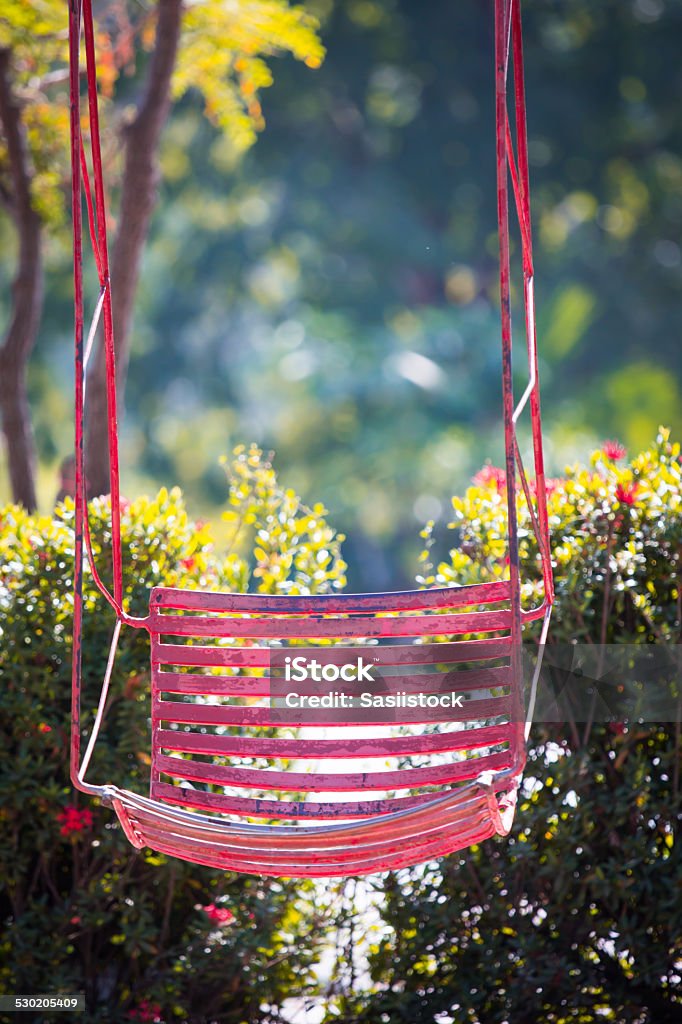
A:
[149, 780, 461, 819]
[153, 694, 511, 727]
[153, 749, 511, 793]
[154, 722, 513, 759]
[152, 609, 512, 640]
[152, 636, 511, 669]
[150, 580, 511, 616]
[153, 664, 511, 697]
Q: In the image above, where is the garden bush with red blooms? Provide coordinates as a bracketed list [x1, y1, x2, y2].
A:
[1, 437, 680, 1023]
[202, 904, 236, 927]
[349, 431, 681, 1024]
[129, 1000, 162, 1023]
[57, 806, 94, 837]
[420, 427, 680, 644]
[0, 446, 344, 1023]
[602, 440, 627, 462]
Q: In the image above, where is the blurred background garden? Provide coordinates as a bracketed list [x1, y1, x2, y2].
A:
[2, 0, 681, 587]
[0, 1, 680, 1022]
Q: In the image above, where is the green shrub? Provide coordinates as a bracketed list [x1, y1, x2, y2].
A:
[0, 445, 345, 1023]
[3, 435, 680, 1023]
[336, 432, 681, 1024]
[419, 427, 680, 643]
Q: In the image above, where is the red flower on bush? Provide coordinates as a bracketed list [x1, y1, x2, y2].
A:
[602, 439, 626, 461]
[530, 477, 563, 499]
[202, 902, 235, 926]
[545, 478, 564, 498]
[37, 723, 52, 734]
[57, 805, 93, 837]
[180, 556, 196, 572]
[129, 1000, 161, 1022]
[615, 482, 639, 506]
[473, 465, 506, 491]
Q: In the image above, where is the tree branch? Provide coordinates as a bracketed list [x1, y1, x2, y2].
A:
[85, 0, 183, 497]
[0, 47, 42, 512]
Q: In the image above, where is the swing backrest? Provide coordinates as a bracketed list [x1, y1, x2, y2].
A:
[147, 579, 524, 820]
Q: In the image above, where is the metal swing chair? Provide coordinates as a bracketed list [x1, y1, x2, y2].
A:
[69, 0, 553, 878]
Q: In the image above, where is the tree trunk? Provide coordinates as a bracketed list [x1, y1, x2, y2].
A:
[85, 0, 183, 498]
[0, 49, 43, 512]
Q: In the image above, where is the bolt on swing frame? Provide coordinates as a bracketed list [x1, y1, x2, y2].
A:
[68, 0, 553, 876]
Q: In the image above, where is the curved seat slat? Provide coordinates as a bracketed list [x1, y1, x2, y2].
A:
[152, 636, 512, 669]
[152, 609, 512, 640]
[154, 748, 512, 792]
[155, 663, 510, 698]
[151, 579, 511, 616]
[120, 781, 495, 843]
[150, 781, 459, 819]
[154, 722, 511, 759]
[153, 694, 511, 728]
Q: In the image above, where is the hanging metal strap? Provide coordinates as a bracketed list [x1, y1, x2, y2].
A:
[69, 0, 133, 793]
[69, 0, 123, 613]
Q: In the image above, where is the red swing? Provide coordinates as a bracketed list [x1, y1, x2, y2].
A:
[69, 0, 553, 877]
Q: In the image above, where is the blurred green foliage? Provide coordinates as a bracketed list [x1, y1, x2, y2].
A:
[0, 447, 345, 1022]
[3, 1, 682, 1011]
[0, 0, 323, 226]
[4, 0, 680, 587]
[0, 0, 69, 228]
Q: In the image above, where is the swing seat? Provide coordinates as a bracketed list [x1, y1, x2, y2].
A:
[68, 0, 554, 877]
[98, 578, 542, 877]
[108, 774, 516, 879]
